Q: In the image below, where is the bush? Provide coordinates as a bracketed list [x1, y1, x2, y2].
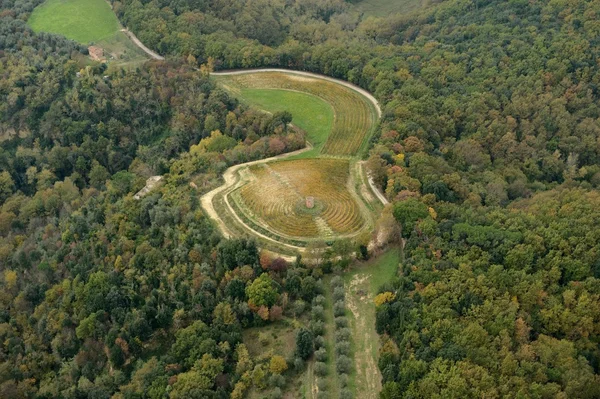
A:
[296, 328, 314, 360]
[314, 335, 325, 349]
[317, 377, 328, 391]
[340, 388, 353, 399]
[315, 361, 328, 376]
[258, 332, 271, 346]
[333, 301, 346, 317]
[293, 357, 304, 371]
[333, 287, 345, 301]
[336, 355, 352, 374]
[270, 387, 283, 399]
[311, 305, 325, 320]
[311, 320, 325, 335]
[338, 373, 348, 388]
[335, 316, 348, 329]
[269, 374, 285, 388]
[293, 300, 306, 316]
[313, 295, 326, 306]
[331, 276, 343, 288]
[317, 391, 329, 399]
[335, 341, 350, 357]
[335, 328, 351, 341]
[315, 347, 328, 362]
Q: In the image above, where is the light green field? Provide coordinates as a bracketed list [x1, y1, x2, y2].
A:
[343, 248, 401, 398]
[97, 31, 149, 69]
[354, 0, 424, 17]
[28, 0, 120, 43]
[240, 89, 334, 157]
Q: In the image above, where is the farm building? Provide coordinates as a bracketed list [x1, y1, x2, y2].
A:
[88, 46, 105, 61]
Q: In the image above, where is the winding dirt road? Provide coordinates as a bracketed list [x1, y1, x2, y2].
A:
[121, 29, 164, 60]
[200, 144, 313, 257]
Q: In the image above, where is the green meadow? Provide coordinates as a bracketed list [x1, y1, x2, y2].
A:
[239, 89, 334, 157]
[28, 0, 120, 44]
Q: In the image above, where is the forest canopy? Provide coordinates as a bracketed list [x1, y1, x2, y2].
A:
[3, 0, 600, 397]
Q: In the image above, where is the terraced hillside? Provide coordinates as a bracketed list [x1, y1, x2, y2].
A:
[217, 71, 378, 156]
[203, 70, 382, 256]
[234, 159, 368, 239]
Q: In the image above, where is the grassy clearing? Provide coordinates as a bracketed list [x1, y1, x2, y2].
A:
[28, 0, 148, 66]
[28, 0, 120, 43]
[215, 72, 376, 157]
[240, 89, 334, 156]
[243, 318, 307, 398]
[343, 248, 401, 398]
[353, 0, 425, 17]
[98, 31, 148, 69]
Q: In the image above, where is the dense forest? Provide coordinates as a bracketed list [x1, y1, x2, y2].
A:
[3, 0, 600, 397]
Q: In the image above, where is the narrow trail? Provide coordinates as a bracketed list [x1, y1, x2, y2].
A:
[346, 274, 383, 398]
[120, 28, 164, 60]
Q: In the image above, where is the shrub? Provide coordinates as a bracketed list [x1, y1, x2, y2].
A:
[335, 316, 348, 329]
[331, 276, 343, 288]
[336, 355, 352, 374]
[333, 287, 345, 301]
[269, 355, 288, 374]
[333, 301, 346, 317]
[311, 320, 325, 335]
[315, 347, 328, 362]
[258, 332, 271, 346]
[335, 328, 351, 341]
[269, 305, 283, 321]
[315, 361, 328, 376]
[335, 341, 351, 357]
[311, 305, 325, 320]
[314, 335, 325, 349]
[338, 373, 348, 388]
[317, 391, 329, 399]
[269, 374, 286, 388]
[293, 357, 304, 371]
[270, 387, 283, 399]
[317, 378, 328, 391]
[295, 328, 314, 360]
[293, 300, 306, 316]
[313, 295, 326, 306]
[340, 388, 353, 399]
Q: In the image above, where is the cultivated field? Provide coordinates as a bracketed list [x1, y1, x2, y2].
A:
[203, 70, 383, 255]
[233, 159, 367, 239]
[216, 72, 377, 156]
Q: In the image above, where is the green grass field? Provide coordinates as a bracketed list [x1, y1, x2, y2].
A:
[241, 89, 334, 157]
[343, 248, 401, 398]
[353, 0, 424, 17]
[28, 0, 120, 43]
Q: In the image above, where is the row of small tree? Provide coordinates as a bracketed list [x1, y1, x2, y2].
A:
[310, 293, 329, 398]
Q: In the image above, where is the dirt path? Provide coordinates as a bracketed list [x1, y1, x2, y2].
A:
[346, 274, 382, 398]
[359, 160, 389, 206]
[200, 144, 313, 257]
[120, 28, 164, 60]
[201, 70, 387, 258]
